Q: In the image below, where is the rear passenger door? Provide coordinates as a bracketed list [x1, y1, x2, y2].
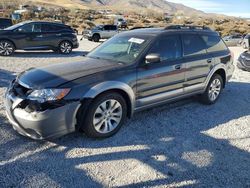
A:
[181, 34, 212, 92]
[41, 24, 64, 47]
[109, 25, 118, 37]
[102, 25, 111, 39]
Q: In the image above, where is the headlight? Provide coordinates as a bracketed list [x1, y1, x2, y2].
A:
[27, 88, 71, 103]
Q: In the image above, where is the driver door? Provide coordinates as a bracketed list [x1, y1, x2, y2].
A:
[13, 23, 42, 49]
[136, 34, 185, 107]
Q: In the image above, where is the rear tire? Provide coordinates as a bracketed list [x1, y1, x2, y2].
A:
[0, 40, 15, 56]
[92, 34, 100, 42]
[79, 92, 127, 138]
[59, 41, 72, 54]
[199, 74, 223, 105]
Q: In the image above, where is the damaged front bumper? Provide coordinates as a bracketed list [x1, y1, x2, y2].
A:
[4, 89, 81, 140]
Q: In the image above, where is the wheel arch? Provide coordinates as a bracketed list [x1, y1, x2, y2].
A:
[214, 68, 226, 88]
[92, 33, 100, 38]
[82, 81, 135, 118]
[58, 39, 73, 47]
[205, 64, 227, 89]
[0, 38, 16, 49]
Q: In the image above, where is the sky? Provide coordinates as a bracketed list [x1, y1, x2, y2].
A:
[167, 0, 250, 18]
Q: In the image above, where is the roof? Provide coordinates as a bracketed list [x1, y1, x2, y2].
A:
[126, 25, 219, 37]
[19, 20, 66, 26]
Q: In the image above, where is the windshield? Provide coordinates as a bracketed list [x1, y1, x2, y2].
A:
[4, 22, 27, 30]
[87, 35, 151, 64]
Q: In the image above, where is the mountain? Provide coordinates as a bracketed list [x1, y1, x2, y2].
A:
[27, 0, 208, 16]
[79, 0, 206, 16]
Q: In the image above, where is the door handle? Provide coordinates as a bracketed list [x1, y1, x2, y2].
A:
[175, 64, 181, 70]
[207, 59, 212, 63]
[56, 34, 62, 36]
[37, 35, 43, 38]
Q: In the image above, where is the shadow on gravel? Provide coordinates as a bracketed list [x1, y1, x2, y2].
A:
[9, 50, 86, 58]
[0, 69, 16, 88]
[0, 81, 250, 187]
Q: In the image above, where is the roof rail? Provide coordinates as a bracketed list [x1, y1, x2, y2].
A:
[165, 25, 211, 31]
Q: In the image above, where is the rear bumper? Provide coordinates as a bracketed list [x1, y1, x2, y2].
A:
[4, 92, 80, 140]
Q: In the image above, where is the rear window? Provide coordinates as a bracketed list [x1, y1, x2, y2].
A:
[201, 35, 228, 52]
[182, 34, 207, 56]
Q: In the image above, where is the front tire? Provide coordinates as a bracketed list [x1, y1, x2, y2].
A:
[59, 41, 72, 54]
[80, 92, 127, 138]
[92, 34, 100, 42]
[200, 74, 223, 105]
[0, 40, 15, 56]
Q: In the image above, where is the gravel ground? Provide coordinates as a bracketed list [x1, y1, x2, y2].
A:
[0, 38, 250, 188]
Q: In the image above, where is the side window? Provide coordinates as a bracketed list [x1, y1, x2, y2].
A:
[41, 24, 53, 32]
[110, 25, 117, 30]
[148, 35, 182, 61]
[18, 23, 41, 32]
[103, 25, 110, 31]
[201, 35, 228, 53]
[32, 24, 41, 32]
[41, 24, 65, 32]
[182, 34, 207, 56]
[53, 25, 70, 32]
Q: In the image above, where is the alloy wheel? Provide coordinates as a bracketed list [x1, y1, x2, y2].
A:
[60, 42, 72, 54]
[208, 78, 222, 101]
[93, 99, 123, 134]
[0, 41, 14, 56]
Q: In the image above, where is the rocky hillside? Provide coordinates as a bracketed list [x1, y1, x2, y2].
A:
[79, 0, 206, 16]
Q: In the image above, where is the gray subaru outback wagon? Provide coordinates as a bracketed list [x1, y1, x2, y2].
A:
[4, 25, 235, 140]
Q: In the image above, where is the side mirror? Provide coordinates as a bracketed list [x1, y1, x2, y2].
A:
[145, 53, 160, 64]
[15, 28, 23, 32]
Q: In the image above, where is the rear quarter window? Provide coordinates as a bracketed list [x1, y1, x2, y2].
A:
[42, 24, 70, 32]
[182, 34, 207, 56]
[201, 35, 228, 53]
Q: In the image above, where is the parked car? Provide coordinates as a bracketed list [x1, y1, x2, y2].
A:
[0, 21, 79, 56]
[4, 25, 234, 140]
[0, 18, 12, 29]
[242, 34, 250, 49]
[83, 25, 119, 42]
[223, 34, 243, 46]
[237, 50, 250, 71]
[114, 17, 127, 28]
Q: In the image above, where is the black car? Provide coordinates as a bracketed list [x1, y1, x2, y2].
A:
[237, 50, 250, 71]
[4, 25, 234, 140]
[0, 21, 79, 56]
[0, 18, 12, 29]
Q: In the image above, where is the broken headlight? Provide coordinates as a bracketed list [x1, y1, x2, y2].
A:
[27, 88, 71, 103]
